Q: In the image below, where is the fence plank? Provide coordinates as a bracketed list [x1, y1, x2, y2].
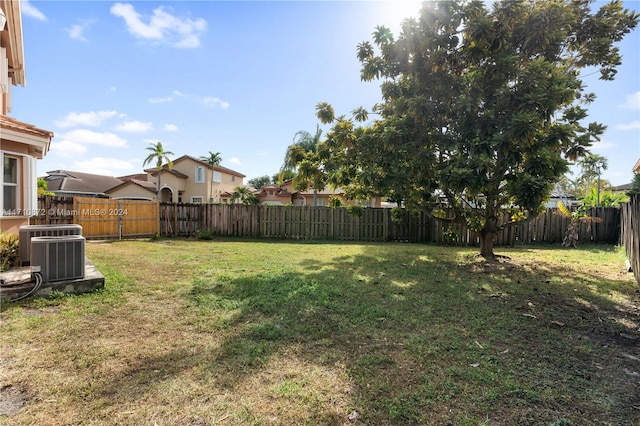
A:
[621, 195, 639, 285]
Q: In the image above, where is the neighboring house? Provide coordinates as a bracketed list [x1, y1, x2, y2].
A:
[545, 188, 577, 208]
[105, 177, 156, 200]
[633, 159, 640, 174]
[255, 180, 382, 207]
[0, 1, 53, 234]
[255, 183, 294, 205]
[42, 170, 123, 198]
[611, 183, 633, 193]
[140, 155, 245, 203]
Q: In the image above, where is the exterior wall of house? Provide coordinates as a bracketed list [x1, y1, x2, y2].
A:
[1, 140, 38, 233]
[152, 172, 186, 203]
[108, 184, 155, 200]
[146, 158, 244, 203]
[0, 0, 52, 235]
[0, 46, 13, 115]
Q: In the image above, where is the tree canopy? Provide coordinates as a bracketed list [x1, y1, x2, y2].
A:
[282, 124, 327, 206]
[316, 0, 638, 258]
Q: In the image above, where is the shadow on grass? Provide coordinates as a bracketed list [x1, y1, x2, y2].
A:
[94, 242, 640, 424]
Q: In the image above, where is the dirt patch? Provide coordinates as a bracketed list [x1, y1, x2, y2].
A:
[0, 385, 29, 416]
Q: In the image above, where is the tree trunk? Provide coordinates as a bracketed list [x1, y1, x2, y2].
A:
[562, 220, 578, 247]
[479, 211, 498, 259]
[479, 230, 495, 259]
[312, 189, 318, 207]
[157, 170, 162, 201]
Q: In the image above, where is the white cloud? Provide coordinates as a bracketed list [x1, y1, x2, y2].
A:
[149, 96, 173, 104]
[110, 3, 207, 48]
[620, 91, 640, 110]
[22, 0, 47, 21]
[62, 129, 128, 148]
[173, 90, 185, 97]
[114, 120, 153, 132]
[55, 110, 118, 128]
[66, 20, 94, 42]
[616, 120, 640, 131]
[49, 139, 87, 157]
[229, 157, 241, 165]
[203, 97, 230, 109]
[109, 86, 117, 93]
[164, 124, 179, 132]
[74, 157, 136, 176]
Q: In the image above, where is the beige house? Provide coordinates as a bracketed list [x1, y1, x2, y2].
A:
[255, 179, 382, 207]
[0, 0, 53, 234]
[108, 155, 245, 203]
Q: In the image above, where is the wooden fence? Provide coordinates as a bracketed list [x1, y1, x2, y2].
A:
[158, 202, 620, 245]
[32, 197, 620, 245]
[621, 195, 639, 284]
[32, 197, 158, 239]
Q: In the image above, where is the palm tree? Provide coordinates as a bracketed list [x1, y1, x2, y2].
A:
[579, 154, 608, 207]
[231, 186, 258, 205]
[556, 201, 602, 247]
[143, 141, 174, 201]
[281, 125, 325, 206]
[199, 151, 222, 203]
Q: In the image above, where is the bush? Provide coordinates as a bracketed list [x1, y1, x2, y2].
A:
[328, 195, 343, 208]
[0, 233, 20, 271]
[195, 229, 214, 240]
[346, 205, 364, 217]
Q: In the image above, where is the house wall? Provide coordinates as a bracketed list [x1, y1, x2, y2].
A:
[108, 184, 155, 200]
[0, 47, 13, 115]
[147, 158, 244, 203]
[258, 186, 292, 205]
[146, 172, 186, 202]
[1, 141, 38, 234]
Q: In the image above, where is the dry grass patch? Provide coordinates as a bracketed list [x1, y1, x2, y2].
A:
[1, 239, 639, 425]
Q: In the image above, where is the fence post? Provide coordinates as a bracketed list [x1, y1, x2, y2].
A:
[118, 200, 123, 240]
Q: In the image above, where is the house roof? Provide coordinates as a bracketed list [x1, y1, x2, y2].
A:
[43, 170, 124, 194]
[118, 173, 148, 182]
[611, 183, 632, 192]
[633, 158, 640, 173]
[280, 180, 345, 196]
[105, 179, 156, 194]
[148, 155, 246, 178]
[0, 115, 52, 158]
[549, 190, 576, 199]
[143, 166, 189, 179]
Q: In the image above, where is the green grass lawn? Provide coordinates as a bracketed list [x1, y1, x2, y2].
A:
[1, 239, 639, 425]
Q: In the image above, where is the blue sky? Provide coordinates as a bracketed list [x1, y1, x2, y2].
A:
[11, 0, 640, 186]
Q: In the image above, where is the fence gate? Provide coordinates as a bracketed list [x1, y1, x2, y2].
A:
[73, 197, 159, 239]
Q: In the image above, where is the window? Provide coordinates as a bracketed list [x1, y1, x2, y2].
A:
[2, 156, 18, 214]
[191, 196, 204, 204]
[231, 176, 236, 182]
[212, 171, 222, 183]
[195, 166, 205, 183]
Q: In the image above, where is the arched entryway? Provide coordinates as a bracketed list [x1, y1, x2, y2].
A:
[160, 186, 173, 202]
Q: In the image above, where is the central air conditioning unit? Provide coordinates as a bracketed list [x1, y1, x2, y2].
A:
[30, 235, 86, 283]
[19, 225, 83, 266]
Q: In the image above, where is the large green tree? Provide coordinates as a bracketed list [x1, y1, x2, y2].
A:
[143, 141, 175, 201]
[317, 0, 637, 258]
